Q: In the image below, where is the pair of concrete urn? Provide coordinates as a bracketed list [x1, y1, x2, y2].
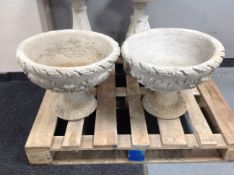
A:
[16, 0, 224, 121]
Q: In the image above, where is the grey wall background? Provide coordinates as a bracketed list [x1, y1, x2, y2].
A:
[50, 0, 132, 45]
[0, 0, 42, 72]
[50, 0, 234, 57]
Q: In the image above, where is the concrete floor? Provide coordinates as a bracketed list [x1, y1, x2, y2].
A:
[148, 162, 234, 175]
[148, 67, 234, 175]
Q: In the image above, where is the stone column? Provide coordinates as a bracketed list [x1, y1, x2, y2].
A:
[125, 0, 157, 73]
[71, 0, 91, 30]
[126, 0, 151, 38]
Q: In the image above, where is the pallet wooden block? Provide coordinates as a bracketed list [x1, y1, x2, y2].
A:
[25, 62, 234, 165]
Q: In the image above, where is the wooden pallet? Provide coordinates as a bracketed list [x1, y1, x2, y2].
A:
[25, 61, 234, 165]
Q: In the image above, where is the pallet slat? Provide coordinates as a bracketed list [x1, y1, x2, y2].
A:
[51, 134, 227, 151]
[182, 90, 217, 146]
[198, 80, 234, 145]
[126, 76, 150, 147]
[62, 120, 84, 148]
[158, 118, 187, 147]
[146, 150, 222, 163]
[25, 91, 58, 164]
[93, 70, 118, 147]
[191, 87, 200, 96]
[25, 91, 58, 148]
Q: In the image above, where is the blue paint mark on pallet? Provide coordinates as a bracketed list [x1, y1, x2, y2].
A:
[128, 150, 145, 161]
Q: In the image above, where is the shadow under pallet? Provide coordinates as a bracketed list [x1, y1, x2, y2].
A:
[25, 61, 234, 165]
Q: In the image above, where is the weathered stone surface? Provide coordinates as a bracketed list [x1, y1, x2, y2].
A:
[17, 30, 120, 120]
[122, 28, 224, 119]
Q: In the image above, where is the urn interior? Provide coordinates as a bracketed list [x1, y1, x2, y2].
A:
[21, 31, 114, 67]
[124, 29, 218, 68]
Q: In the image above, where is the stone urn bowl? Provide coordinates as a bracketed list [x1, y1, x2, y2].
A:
[17, 30, 120, 121]
[122, 28, 224, 119]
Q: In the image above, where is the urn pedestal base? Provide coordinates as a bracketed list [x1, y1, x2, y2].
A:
[53, 91, 97, 121]
[143, 91, 187, 120]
